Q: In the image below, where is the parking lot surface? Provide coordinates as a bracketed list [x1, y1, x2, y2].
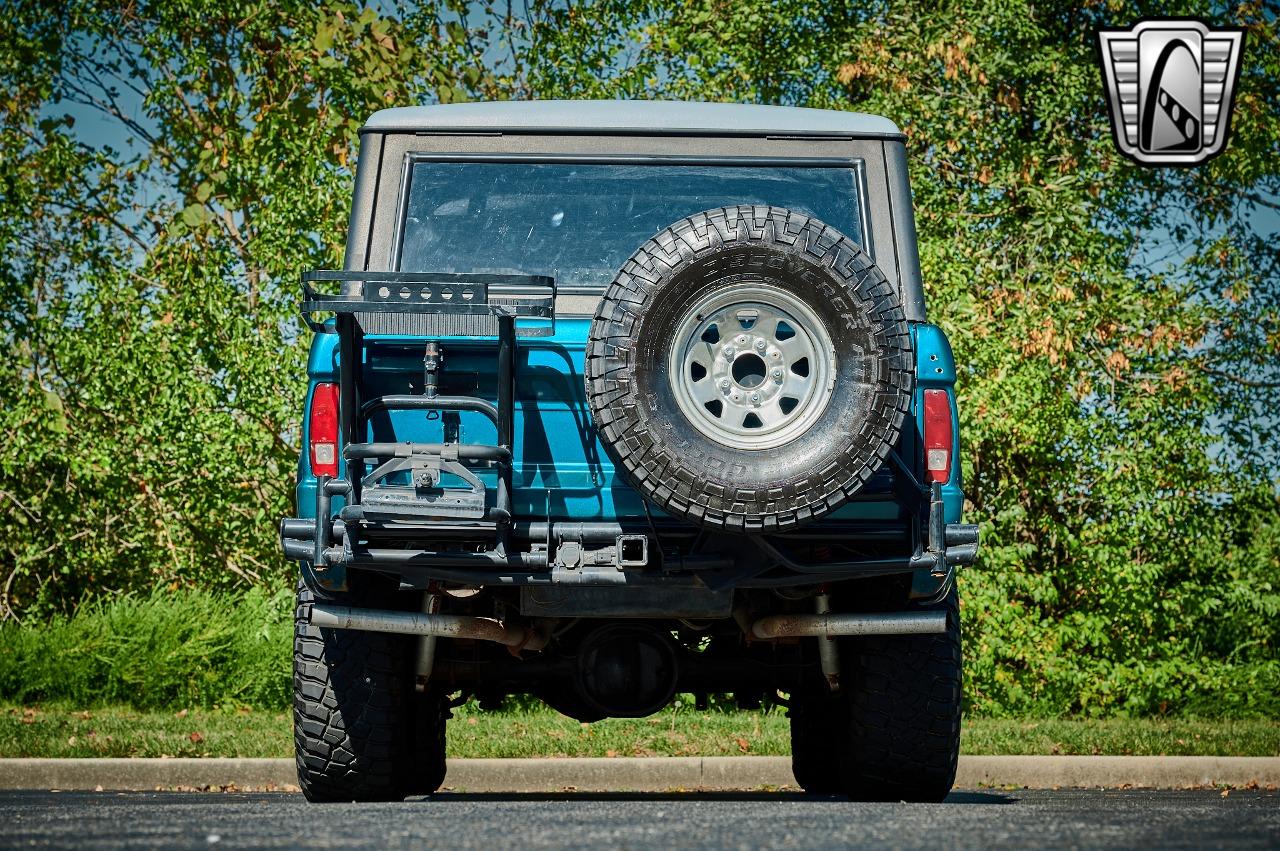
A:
[1, 788, 1277, 849]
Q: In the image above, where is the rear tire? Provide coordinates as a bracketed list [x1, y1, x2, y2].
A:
[293, 575, 447, 802]
[789, 692, 844, 794]
[407, 687, 449, 796]
[839, 588, 962, 802]
[788, 589, 961, 801]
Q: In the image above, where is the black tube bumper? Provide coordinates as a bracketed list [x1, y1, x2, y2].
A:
[280, 481, 978, 589]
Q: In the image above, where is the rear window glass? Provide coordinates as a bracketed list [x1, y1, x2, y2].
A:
[397, 160, 865, 289]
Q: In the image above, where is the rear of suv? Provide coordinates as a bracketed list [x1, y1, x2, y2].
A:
[280, 100, 977, 802]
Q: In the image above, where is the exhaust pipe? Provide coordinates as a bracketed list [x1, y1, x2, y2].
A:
[310, 603, 548, 651]
[750, 610, 946, 639]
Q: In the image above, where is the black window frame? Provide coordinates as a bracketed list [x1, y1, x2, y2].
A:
[388, 153, 876, 295]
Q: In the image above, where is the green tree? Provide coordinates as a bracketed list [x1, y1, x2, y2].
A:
[0, 0, 517, 615]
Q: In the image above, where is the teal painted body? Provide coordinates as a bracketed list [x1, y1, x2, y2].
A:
[295, 318, 963, 527]
[912, 323, 965, 523]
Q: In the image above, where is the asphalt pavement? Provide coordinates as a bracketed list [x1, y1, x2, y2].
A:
[0, 789, 1277, 849]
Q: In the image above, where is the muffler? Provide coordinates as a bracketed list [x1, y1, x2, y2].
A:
[309, 603, 548, 651]
[750, 610, 946, 639]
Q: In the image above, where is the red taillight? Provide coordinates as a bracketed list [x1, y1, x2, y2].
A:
[923, 388, 953, 484]
[309, 383, 340, 478]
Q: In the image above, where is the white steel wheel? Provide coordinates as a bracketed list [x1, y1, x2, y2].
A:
[668, 284, 836, 450]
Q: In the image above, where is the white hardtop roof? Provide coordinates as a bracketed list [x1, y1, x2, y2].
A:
[363, 100, 901, 137]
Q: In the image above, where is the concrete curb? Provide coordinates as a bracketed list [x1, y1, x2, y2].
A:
[955, 756, 1280, 790]
[1, 756, 1277, 793]
[0, 758, 296, 792]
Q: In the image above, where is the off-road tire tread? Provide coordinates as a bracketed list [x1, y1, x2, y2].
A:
[840, 588, 962, 802]
[585, 205, 913, 532]
[293, 578, 442, 802]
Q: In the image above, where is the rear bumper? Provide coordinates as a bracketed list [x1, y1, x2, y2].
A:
[281, 474, 978, 591]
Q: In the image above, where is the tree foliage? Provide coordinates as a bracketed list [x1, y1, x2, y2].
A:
[1, 0, 1276, 715]
[0, 0, 509, 609]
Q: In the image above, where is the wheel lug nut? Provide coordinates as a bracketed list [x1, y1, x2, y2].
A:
[750, 393, 760, 403]
[755, 340, 766, 351]
[720, 379, 731, 390]
[771, 368, 782, 379]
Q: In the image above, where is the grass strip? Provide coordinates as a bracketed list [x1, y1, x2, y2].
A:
[2, 705, 1276, 759]
[0, 705, 292, 758]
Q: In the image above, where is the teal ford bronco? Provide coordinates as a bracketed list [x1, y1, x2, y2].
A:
[280, 100, 977, 802]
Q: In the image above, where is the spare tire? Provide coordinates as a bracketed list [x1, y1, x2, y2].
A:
[585, 205, 913, 532]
